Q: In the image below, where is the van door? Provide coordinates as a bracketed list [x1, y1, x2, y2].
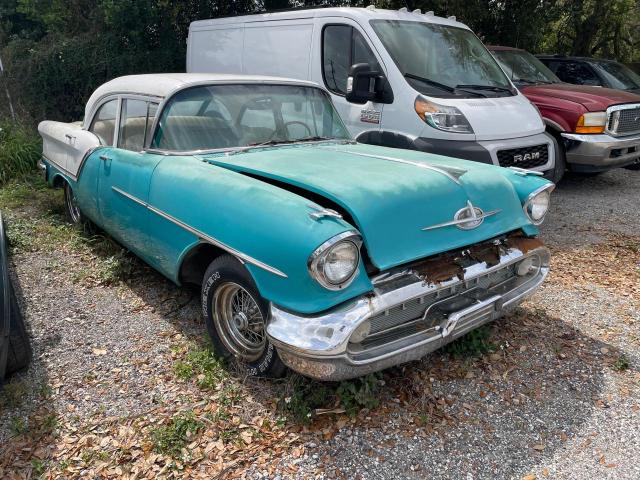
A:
[317, 21, 387, 139]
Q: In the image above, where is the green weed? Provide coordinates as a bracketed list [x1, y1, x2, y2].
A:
[613, 354, 630, 372]
[444, 325, 497, 358]
[151, 412, 203, 458]
[0, 122, 41, 185]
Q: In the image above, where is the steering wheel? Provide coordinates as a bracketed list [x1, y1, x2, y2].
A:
[283, 121, 312, 138]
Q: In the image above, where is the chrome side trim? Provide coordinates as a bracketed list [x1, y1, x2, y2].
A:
[111, 186, 288, 278]
[522, 183, 555, 225]
[318, 147, 466, 185]
[42, 155, 77, 182]
[308, 204, 343, 221]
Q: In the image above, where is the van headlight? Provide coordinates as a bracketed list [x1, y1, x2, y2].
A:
[414, 96, 474, 134]
[523, 184, 554, 225]
[308, 232, 362, 290]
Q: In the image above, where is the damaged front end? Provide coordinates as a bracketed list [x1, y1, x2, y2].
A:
[267, 232, 549, 381]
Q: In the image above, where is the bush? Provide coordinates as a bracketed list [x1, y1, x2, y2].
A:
[0, 121, 41, 184]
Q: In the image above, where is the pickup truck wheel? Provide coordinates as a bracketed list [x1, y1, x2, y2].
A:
[64, 182, 84, 224]
[202, 255, 286, 378]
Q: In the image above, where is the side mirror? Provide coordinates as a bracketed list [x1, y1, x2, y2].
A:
[345, 63, 393, 105]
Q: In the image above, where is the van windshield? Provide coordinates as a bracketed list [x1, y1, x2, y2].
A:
[371, 20, 514, 98]
[152, 84, 351, 152]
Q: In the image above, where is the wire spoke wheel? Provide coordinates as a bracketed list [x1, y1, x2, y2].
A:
[65, 184, 82, 223]
[212, 282, 266, 363]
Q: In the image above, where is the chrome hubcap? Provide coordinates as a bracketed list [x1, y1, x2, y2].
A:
[212, 282, 266, 362]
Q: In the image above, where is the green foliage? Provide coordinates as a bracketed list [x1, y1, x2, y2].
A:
[151, 412, 203, 457]
[173, 343, 227, 390]
[276, 372, 381, 422]
[0, 121, 41, 184]
[444, 325, 497, 358]
[613, 354, 630, 372]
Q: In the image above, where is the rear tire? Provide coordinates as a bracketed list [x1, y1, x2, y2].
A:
[64, 182, 86, 225]
[201, 254, 286, 378]
[624, 162, 640, 170]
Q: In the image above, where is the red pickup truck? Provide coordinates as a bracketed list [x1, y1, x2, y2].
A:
[489, 46, 640, 180]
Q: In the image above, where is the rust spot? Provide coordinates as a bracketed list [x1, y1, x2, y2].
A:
[467, 242, 501, 267]
[414, 254, 465, 284]
[506, 235, 543, 254]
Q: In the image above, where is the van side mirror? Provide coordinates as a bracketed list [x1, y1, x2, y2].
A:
[345, 63, 393, 105]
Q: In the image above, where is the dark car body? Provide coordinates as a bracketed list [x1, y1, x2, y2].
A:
[489, 46, 640, 174]
[537, 55, 640, 95]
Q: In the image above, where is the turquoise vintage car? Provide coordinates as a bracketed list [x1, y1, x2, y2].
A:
[38, 74, 553, 380]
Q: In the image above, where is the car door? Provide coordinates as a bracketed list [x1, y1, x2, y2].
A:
[96, 97, 161, 256]
[319, 22, 387, 139]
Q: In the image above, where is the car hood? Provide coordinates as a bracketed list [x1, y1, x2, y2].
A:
[202, 142, 542, 271]
[521, 83, 640, 111]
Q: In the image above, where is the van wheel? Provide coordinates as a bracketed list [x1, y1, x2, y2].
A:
[201, 255, 286, 378]
[64, 182, 85, 224]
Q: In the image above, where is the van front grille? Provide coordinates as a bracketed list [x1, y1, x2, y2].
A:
[496, 144, 549, 168]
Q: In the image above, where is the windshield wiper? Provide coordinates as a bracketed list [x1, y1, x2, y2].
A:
[405, 73, 487, 97]
[404, 73, 455, 93]
[456, 84, 514, 93]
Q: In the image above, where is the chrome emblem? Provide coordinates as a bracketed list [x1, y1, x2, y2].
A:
[422, 201, 501, 231]
[513, 151, 540, 163]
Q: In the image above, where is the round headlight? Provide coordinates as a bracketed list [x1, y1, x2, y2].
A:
[309, 234, 361, 290]
[524, 188, 552, 225]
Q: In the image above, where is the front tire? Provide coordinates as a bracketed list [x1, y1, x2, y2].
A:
[201, 255, 286, 378]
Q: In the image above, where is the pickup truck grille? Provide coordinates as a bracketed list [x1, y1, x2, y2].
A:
[496, 144, 548, 168]
[608, 106, 640, 136]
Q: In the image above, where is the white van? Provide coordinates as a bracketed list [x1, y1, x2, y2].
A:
[187, 7, 557, 178]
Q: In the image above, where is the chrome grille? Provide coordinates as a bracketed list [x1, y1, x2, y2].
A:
[368, 263, 515, 336]
[608, 106, 640, 136]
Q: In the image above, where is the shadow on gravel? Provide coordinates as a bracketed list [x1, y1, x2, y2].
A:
[311, 304, 624, 479]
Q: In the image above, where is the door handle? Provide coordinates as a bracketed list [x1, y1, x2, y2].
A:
[99, 155, 111, 161]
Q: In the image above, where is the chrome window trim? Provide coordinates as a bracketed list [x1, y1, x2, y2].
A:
[522, 183, 555, 225]
[111, 186, 288, 278]
[605, 102, 640, 137]
[307, 230, 362, 291]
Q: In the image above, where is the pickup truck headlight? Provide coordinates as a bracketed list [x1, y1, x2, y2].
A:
[575, 111, 607, 134]
[308, 232, 361, 290]
[523, 184, 554, 225]
[414, 96, 474, 134]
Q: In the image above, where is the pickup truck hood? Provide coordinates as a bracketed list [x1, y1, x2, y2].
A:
[521, 83, 640, 111]
[202, 142, 537, 271]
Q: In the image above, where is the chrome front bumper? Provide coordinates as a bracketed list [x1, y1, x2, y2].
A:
[267, 244, 550, 381]
[562, 132, 640, 172]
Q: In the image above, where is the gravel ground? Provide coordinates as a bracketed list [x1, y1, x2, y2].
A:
[0, 169, 639, 479]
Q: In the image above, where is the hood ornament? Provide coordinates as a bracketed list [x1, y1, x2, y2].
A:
[422, 201, 500, 231]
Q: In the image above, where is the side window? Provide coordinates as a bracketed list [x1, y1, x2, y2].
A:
[553, 61, 601, 86]
[118, 99, 158, 151]
[89, 99, 118, 145]
[322, 25, 381, 95]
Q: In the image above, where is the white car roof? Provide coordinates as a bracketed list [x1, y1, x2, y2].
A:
[189, 7, 469, 30]
[84, 73, 319, 124]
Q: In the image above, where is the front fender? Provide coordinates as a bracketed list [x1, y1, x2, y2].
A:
[148, 156, 373, 314]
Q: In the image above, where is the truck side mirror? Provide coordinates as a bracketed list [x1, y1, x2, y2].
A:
[345, 63, 393, 105]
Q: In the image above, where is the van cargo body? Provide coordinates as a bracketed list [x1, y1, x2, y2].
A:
[187, 7, 555, 176]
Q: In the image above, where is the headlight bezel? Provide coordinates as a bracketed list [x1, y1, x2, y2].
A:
[414, 96, 474, 134]
[308, 231, 362, 291]
[523, 183, 555, 225]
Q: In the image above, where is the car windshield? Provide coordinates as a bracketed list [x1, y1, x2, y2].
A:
[370, 20, 513, 98]
[492, 50, 560, 85]
[591, 61, 640, 90]
[151, 84, 351, 152]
